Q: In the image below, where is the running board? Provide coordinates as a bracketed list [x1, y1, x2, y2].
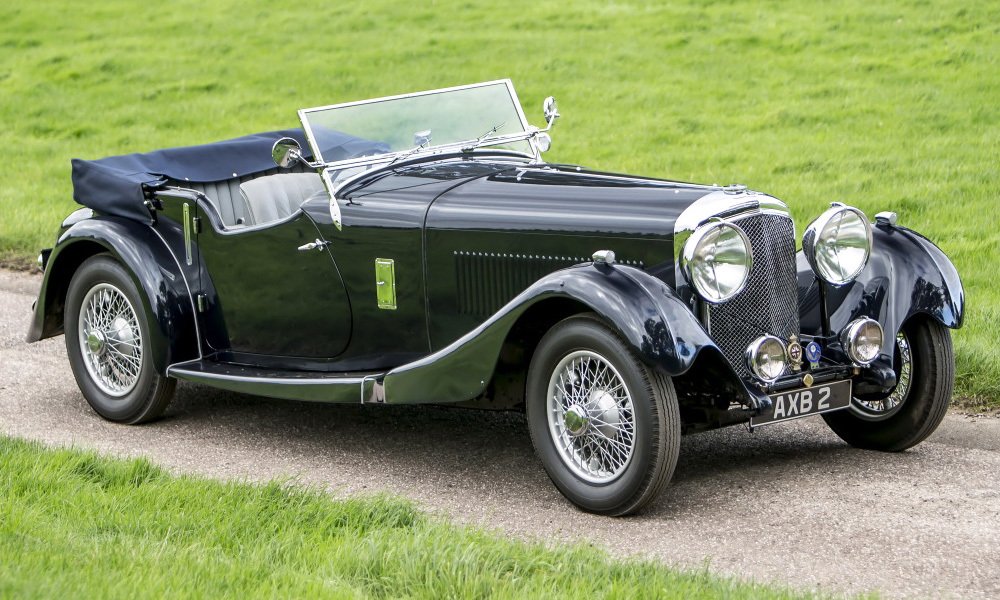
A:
[166, 360, 385, 404]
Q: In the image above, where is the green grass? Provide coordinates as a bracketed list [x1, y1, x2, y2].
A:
[0, 0, 996, 403]
[0, 435, 817, 599]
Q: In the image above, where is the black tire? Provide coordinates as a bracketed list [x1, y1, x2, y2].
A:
[65, 255, 176, 424]
[525, 314, 680, 516]
[823, 318, 953, 451]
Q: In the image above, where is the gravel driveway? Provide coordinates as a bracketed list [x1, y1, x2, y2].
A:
[2, 268, 998, 598]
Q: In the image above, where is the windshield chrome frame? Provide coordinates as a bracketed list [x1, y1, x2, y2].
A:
[297, 79, 538, 171]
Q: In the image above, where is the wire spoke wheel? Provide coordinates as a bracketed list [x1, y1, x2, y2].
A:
[546, 350, 636, 483]
[823, 319, 953, 452]
[65, 255, 175, 424]
[851, 331, 912, 421]
[527, 314, 680, 515]
[77, 282, 143, 397]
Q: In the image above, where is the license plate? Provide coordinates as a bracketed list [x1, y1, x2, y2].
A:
[750, 379, 852, 427]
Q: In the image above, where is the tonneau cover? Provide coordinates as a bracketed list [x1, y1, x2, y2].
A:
[70, 128, 387, 222]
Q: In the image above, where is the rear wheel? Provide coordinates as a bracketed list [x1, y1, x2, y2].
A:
[65, 255, 175, 424]
[526, 314, 680, 516]
[823, 318, 953, 451]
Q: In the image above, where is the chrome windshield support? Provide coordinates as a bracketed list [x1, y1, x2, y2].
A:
[321, 170, 344, 230]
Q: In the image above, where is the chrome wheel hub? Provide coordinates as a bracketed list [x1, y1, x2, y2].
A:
[78, 283, 143, 397]
[563, 405, 589, 436]
[547, 350, 636, 484]
[86, 330, 107, 355]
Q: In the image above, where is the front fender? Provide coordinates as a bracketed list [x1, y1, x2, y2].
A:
[382, 262, 768, 408]
[799, 222, 964, 358]
[26, 216, 199, 373]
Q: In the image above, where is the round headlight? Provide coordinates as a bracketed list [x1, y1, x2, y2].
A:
[802, 204, 873, 286]
[746, 336, 788, 382]
[681, 222, 753, 304]
[841, 318, 883, 365]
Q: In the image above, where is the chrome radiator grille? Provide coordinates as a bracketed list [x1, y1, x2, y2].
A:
[709, 213, 799, 378]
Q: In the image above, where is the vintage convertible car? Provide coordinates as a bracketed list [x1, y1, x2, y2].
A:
[28, 80, 964, 515]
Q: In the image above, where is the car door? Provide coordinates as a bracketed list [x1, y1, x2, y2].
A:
[194, 198, 352, 359]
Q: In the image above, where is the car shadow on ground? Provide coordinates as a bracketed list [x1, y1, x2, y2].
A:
[157, 381, 877, 516]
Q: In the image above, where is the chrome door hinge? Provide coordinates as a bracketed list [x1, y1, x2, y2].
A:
[192, 216, 202, 234]
[196, 294, 208, 313]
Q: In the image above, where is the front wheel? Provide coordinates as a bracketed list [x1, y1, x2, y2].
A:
[65, 255, 176, 424]
[823, 318, 954, 451]
[525, 314, 680, 516]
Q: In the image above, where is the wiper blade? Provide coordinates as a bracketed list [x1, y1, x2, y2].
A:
[388, 130, 433, 166]
[386, 122, 506, 165]
[461, 122, 505, 152]
[387, 145, 424, 166]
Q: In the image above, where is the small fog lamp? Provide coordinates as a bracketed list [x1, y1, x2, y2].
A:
[746, 336, 788, 383]
[841, 318, 883, 365]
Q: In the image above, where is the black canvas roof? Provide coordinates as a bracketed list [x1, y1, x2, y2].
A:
[70, 128, 387, 222]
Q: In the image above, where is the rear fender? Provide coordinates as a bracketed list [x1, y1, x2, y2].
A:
[26, 216, 199, 373]
[381, 263, 767, 408]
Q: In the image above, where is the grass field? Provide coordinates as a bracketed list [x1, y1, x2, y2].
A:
[0, 435, 822, 599]
[0, 0, 996, 404]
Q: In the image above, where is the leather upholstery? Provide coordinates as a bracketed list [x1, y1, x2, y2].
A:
[167, 164, 316, 228]
[238, 173, 325, 225]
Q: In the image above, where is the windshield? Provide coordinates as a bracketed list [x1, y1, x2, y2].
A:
[299, 80, 534, 166]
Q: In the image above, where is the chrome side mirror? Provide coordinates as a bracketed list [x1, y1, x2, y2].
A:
[272, 137, 305, 168]
[542, 96, 560, 129]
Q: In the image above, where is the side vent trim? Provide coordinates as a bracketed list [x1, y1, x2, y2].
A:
[454, 250, 644, 317]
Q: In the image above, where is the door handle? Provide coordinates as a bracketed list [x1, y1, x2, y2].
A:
[297, 239, 330, 252]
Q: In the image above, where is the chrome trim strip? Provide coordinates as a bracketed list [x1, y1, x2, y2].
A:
[533, 165, 719, 189]
[166, 360, 378, 404]
[149, 226, 203, 361]
[674, 189, 792, 235]
[182, 202, 192, 265]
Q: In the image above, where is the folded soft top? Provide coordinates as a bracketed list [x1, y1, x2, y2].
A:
[70, 128, 387, 222]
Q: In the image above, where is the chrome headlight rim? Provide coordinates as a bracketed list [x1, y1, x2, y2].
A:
[841, 317, 884, 366]
[803, 203, 873, 286]
[680, 221, 754, 305]
[745, 335, 789, 383]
